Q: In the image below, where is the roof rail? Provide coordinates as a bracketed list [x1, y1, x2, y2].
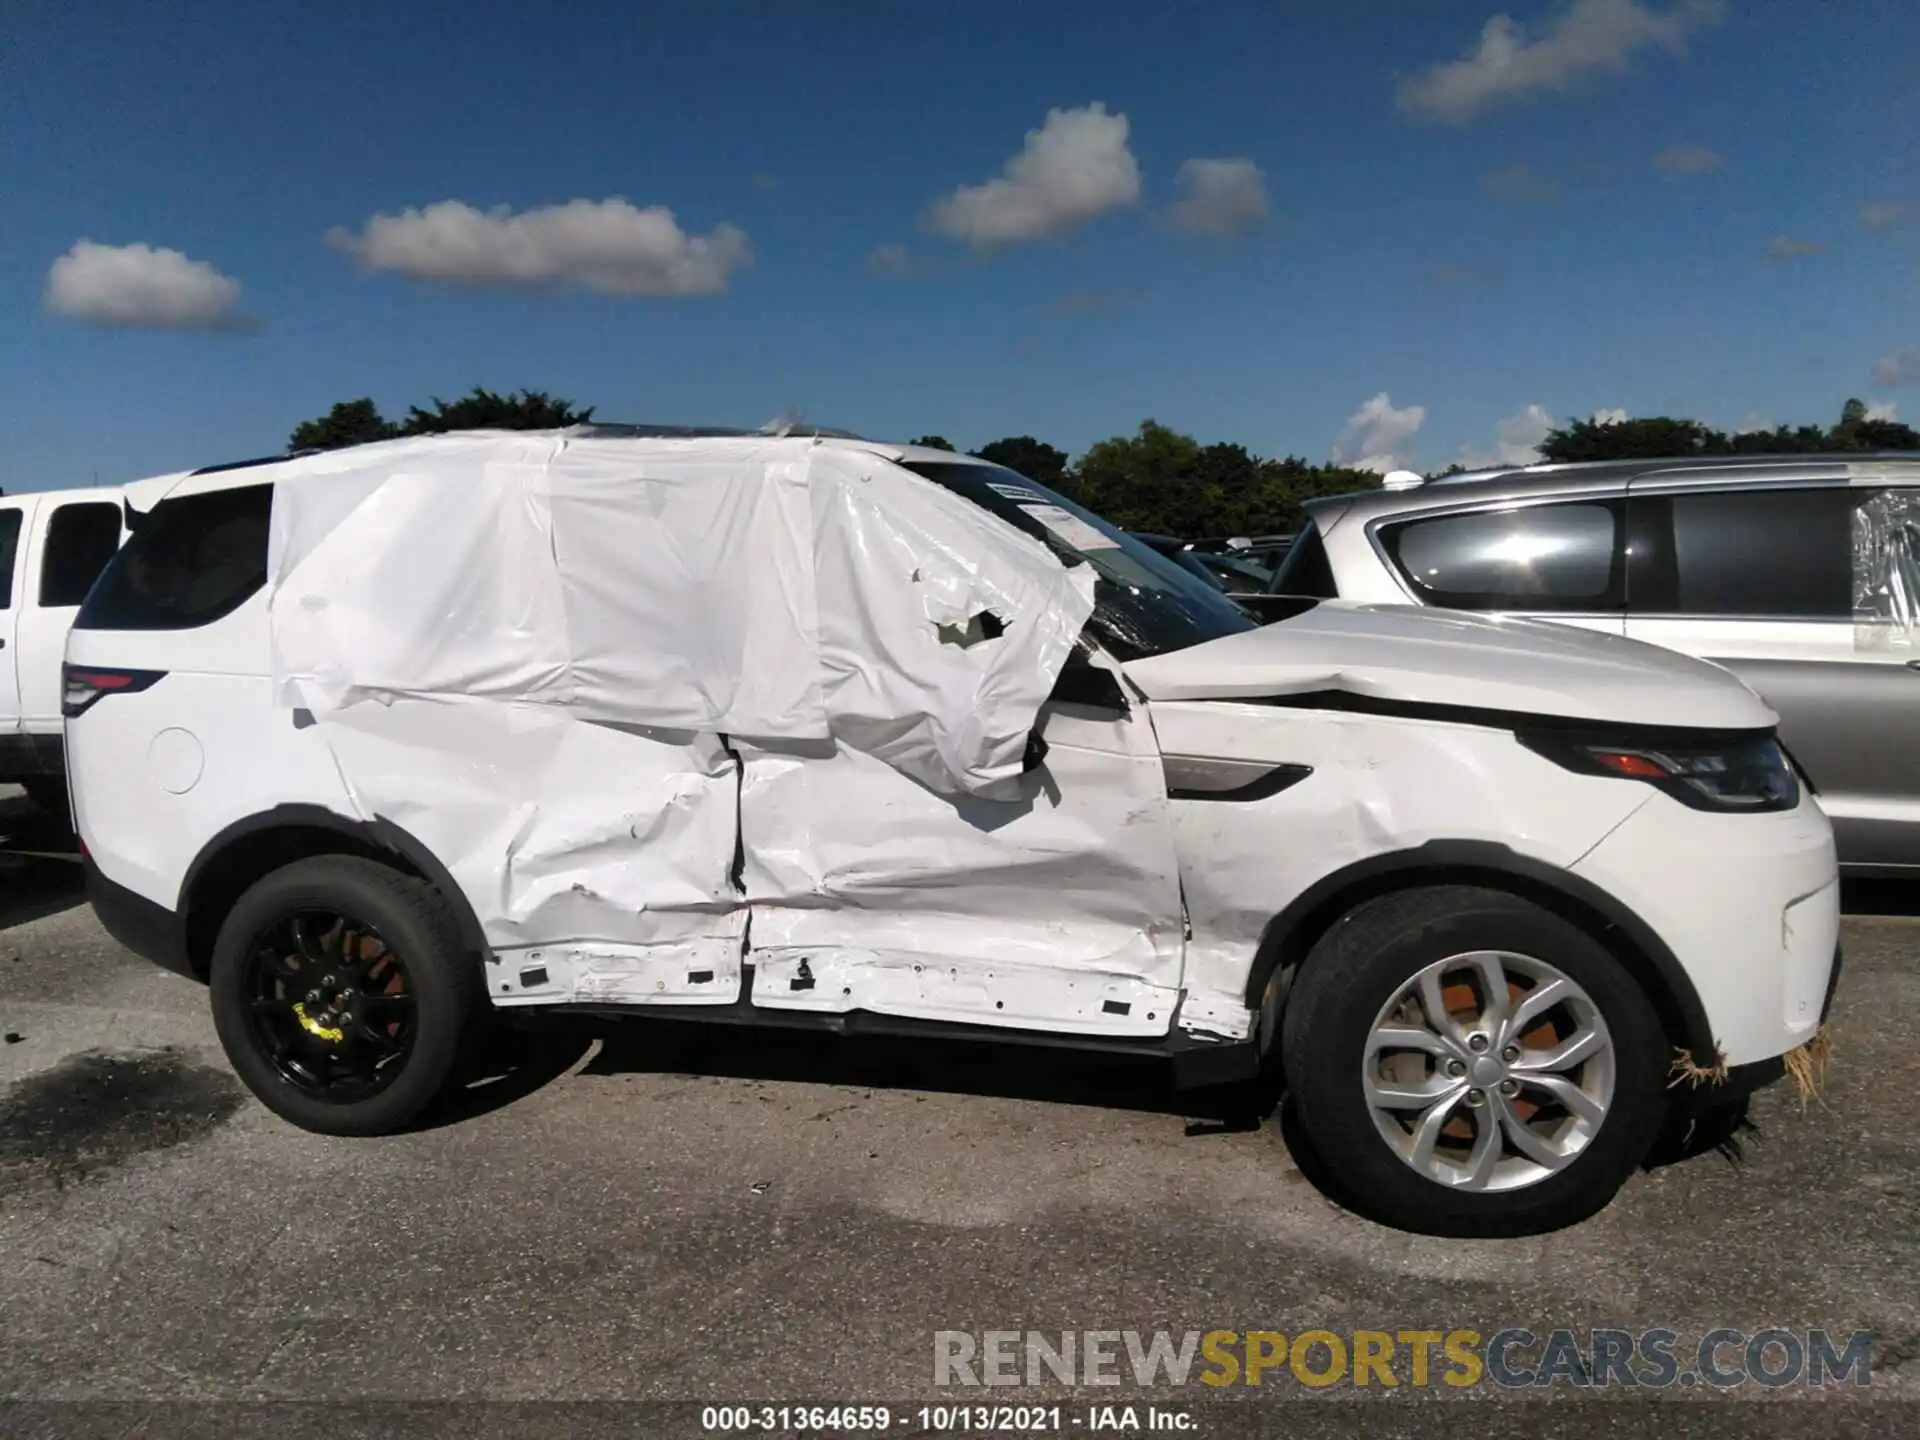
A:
[188, 452, 308, 476]
[578, 422, 869, 441]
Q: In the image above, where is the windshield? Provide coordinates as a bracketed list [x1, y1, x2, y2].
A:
[1194, 552, 1275, 589]
[896, 459, 1256, 660]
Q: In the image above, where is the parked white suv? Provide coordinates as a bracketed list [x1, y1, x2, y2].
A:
[67, 429, 1839, 1236]
[0, 485, 127, 814]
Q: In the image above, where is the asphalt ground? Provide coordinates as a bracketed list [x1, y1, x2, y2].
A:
[2, 783, 1917, 1439]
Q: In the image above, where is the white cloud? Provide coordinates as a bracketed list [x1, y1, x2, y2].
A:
[1862, 201, 1914, 232]
[1865, 400, 1900, 422]
[1398, 0, 1725, 125]
[1168, 158, 1268, 237]
[868, 243, 917, 276]
[1591, 407, 1629, 425]
[1874, 346, 1920, 388]
[1458, 403, 1555, 468]
[1654, 143, 1722, 178]
[925, 103, 1142, 248]
[1765, 235, 1822, 261]
[325, 198, 751, 295]
[1332, 392, 1427, 473]
[44, 239, 246, 329]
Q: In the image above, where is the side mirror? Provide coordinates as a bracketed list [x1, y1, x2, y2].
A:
[1022, 730, 1051, 773]
[1049, 645, 1130, 711]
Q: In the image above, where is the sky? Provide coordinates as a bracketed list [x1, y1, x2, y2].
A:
[4, 0, 1918, 491]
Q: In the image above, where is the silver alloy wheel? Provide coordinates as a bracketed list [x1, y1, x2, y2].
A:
[1362, 949, 1615, 1192]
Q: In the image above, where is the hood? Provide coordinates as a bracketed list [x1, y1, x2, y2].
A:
[1121, 601, 1776, 731]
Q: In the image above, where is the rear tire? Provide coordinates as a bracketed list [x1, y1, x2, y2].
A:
[208, 855, 484, 1136]
[1280, 885, 1668, 1237]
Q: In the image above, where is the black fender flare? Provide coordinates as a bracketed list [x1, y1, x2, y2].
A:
[180, 803, 492, 969]
[1243, 839, 1718, 1066]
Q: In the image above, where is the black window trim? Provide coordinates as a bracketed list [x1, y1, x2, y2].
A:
[1367, 493, 1630, 616]
[74, 481, 273, 634]
[1622, 481, 1865, 624]
[0, 503, 25, 613]
[36, 498, 125, 609]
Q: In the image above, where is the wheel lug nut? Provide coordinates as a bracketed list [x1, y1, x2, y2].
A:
[1502, 1045, 1520, 1063]
[1468, 1033, 1490, 1053]
[1499, 1079, 1520, 1097]
[1465, 1089, 1485, 1107]
[1445, 1059, 1467, 1078]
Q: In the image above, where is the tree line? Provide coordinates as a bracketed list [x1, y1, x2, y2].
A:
[1529, 399, 1916, 463]
[287, 392, 1917, 540]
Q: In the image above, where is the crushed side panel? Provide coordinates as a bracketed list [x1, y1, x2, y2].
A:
[314, 697, 745, 1007]
[736, 703, 1185, 1037]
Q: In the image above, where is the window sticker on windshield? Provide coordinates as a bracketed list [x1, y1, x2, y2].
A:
[1020, 503, 1121, 552]
[988, 482, 1044, 503]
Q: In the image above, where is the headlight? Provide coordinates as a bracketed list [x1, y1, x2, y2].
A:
[1517, 731, 1801, 813]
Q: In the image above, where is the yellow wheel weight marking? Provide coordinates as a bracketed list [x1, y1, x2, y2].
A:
[292, 1002, 344, 1044]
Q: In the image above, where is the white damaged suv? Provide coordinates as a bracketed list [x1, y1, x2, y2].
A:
[65, 428, 1839, 1236]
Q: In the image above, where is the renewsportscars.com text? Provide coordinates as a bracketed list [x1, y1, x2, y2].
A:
[933, 1328, 1873, 1390]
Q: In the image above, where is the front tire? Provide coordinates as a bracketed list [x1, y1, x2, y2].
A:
[209, 855, 483, 1136]
[1280, 885, 1668, 1237]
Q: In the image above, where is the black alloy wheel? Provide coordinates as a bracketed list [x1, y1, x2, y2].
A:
[243, 911, 416, 1101]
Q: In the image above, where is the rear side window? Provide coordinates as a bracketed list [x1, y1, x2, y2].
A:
[1627, 488, 1857, 619]
[0, 507, 21, 610]
[1379, 501, 1623, 611]
[1269, 523, 1337, 597]
[38, 501, 123, 607]
[76, 484, 272, 632]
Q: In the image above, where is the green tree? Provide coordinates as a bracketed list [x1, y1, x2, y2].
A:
[1537, 415, 1724, 462]
[1070, 420, 1377, 537]
[288, 388, 595, 453]
[1073, 420, 1205, 533]
[1828, 396, 1920, 451]
[1724, 423, 1831, 454]
[909, 434, 956, 451]
[971, 436, 1069, 489]
[1250, 456, 1382, 532]
[398, 387, 593, 436]
[1539, 401, 1919, 463]
[287, 398, 398, 453]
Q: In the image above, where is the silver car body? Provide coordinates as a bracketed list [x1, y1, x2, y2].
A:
[1277, 454, 1920, 875]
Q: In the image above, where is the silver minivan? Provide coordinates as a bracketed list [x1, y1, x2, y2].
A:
[1271, 454, 1920, 875]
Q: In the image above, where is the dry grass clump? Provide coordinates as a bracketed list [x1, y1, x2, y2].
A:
[1782, 1026, 1834, 1110]
[1668, 1045, 1729, 1089]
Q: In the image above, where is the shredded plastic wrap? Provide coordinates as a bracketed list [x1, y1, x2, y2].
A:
[266, 431, 1094, 797]
[1853, 486, 1920, 651]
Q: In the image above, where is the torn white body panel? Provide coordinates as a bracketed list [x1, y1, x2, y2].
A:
[259, 430, 1137, 1020]
[266, 432, 1093, 798]
[737, 699, 1186, 1036]
[748, 952, 1181, 1037]
[310, 697, 746, 1006]
[1145, 699, 1656, 1037]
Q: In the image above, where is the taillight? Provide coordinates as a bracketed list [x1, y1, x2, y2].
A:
[62, 665, 166, 718]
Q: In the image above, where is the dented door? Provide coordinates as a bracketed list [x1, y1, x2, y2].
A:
[735, 654, 1187, 1038]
